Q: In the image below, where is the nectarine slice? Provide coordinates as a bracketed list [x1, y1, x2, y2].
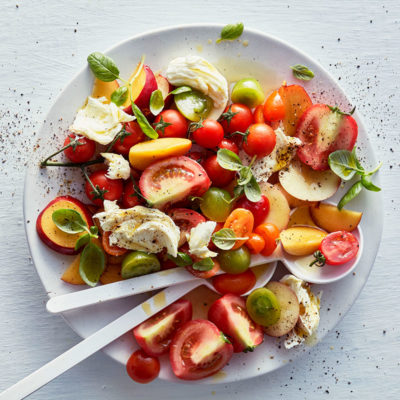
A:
[288, 206, 317, 228]
[92, 79, 119, 103]
[280, 226, 327, 256]
[61, 254, 85, 285]
[276, 183, 316, 209]
[100, 263, 123, 285]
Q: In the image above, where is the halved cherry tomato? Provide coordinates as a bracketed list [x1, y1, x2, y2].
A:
[319, 231, 359, 265]
[223, 208, 254, 250]
[242, 123, 276, 158]
[112, 121, 145, 155]
[219, 103, 253, 135]
[203, 154, 235, 187]
[235, 195, 270, 226]
[192, 119, 224, 148]
[85, 170, 124, 206]
[133, 299, 192, 357]
[126, 349, 160, 384]
[263, 90, 285, 121]
[208, 294, 263, 353]
[170, 320, 233, 380]
[254, 223, 280, 256]
[121, 179, 142, 209]
[186, 258, 220, 279]
[101, 231, 128, 257]
[153, 109, 189, 138]
[64, 134, 96, 163]
[253, 105, 266, 124]
[246, 233, 265, 254]
[218, 138, 239, 155]
[212, 269, 256, 296]
[168, 208, 206, 246]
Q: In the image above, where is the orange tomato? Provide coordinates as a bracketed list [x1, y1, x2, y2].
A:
[253, 105, 266, 124]
[263, 90, 285, 121]
[223, 208, 254, 250]
[254, 223, 280, 256]
[246, 233, 265, 254]
[102, 231, 128, 257]
[186, 258, 221, 279]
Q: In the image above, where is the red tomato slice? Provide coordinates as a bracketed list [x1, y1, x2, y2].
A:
[170, 320, 233, 380]
[212, 269, 256, 296]
[296, 104, 358, 170]
[139, 156, 211, 209]
[126, 349, 160, 384]
[133, 299, 192, 357]
[319, 231, 359, 265]
[168, 208, 206, 246]
[208, 294, 263, 353]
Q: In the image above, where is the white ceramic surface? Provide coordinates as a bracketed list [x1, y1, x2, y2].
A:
[23, 24, 383, 384]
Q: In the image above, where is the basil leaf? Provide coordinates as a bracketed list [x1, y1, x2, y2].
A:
[131, 102, 158, 139]
[217, 22, 244, 43]
[74, 233, 91, 251]
[110, 86, 128, 107]
[149, 89, 164, 116]
[169, 86, 192, 95]
[328, 149, 361, 181]
[237, 166, 252, 186]
[217, 148, 243, 171]
[168, 252, 193, 268]
[89, 225, 98, 236]
[79, 242, 106, 287]
[87, 52, 120, 82]
[290, 64, 315, 81]
[52, 209, 87, 234]
[361, 175, 381, 192]
[337, 181, 363, 210]
[233, 185, 244, 199]
[212, 228, 247, 250]
[352, 147, 365, 171]
[244, 175, 261, 202]
[192, 257, 214, 271]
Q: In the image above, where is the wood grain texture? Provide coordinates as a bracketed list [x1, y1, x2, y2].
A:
[0, 0, 399, 399]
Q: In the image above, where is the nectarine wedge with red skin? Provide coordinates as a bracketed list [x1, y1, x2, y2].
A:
[155, 73, 173, 108]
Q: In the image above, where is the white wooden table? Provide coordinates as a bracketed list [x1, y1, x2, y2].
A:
[1, 1, 399, 398]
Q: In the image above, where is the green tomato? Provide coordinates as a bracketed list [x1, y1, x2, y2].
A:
[218, 246, 251, 274]
[246, 288, 281, 326]
[121, 251, 160, 279]
[174, 90, 213, 121]
[200, 187, 233, 222]
[231, 78, 265, 108]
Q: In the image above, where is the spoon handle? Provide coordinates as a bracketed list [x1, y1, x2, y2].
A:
[0, 280, 200, 400]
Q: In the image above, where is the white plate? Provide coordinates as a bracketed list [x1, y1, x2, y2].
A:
[23, 24, 383, 384]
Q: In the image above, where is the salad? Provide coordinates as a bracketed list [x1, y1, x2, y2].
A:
[36, 33, 381, 383]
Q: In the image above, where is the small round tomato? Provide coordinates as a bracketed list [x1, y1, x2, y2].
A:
[186, 258, 220, 279]
[200, 187, 233, 222]
[63, 134, 96, 163]
[220, 103, 253, 135]
[126, 349, 160, 384]
[192, 119, 224, 148]
[168, 208, 206, 246]
[263, 90, 285, 121]
[218, 247, 251, 275]
[223, 208, 254, 249]
[253, 105, 265, 124]
[187, 151, 205, 163]
[85, 170, 123, 206]
[231, 78, 265, 108]
[246, 233, 265, 254]
[112, 121, 145, 155]
[218, 138, 239, 155]
[170, 320, 233, 380]
[242, 124, 276, 158]
[319, 231, 359, 265]
[203, 155, 235, 187]
[153, 109, 188, 138]
[102, 231, 128, 257]
[121, 179, 142, 209]
[235, 195, 270, 226]
[212, 269, 256, 296]
[254, 223, 280, 256]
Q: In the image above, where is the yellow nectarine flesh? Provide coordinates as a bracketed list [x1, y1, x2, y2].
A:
[100, 264, 123, 285]
[61, 255, 85, 285]
[280, 226, 327, 256]
[92, 79, 119, 103]
[288, 206, 317, 228]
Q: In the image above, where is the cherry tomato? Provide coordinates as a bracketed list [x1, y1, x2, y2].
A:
[203, 155, 235, 187]
[170, 320, 233, 380]
[102, 231, 128, 257]
[126, 349, 160, 384]
[246, 233, 266, 254]
[212, 269, 256, 296]
[121, 179, 142, 209]
[235, 195, 270, 226]
[223, 208, 254, 250]
[186, 258, 221, 279]
[133, 299, 192, 357]
[218, 138, 239, 155]
[63, 134, 96, 163]
[192, 119, 224, 149]
[153, 109, 189, 138]
[85, 170, 123, 206]
[112, 121, 145, 155]
[253, 105, 266, 124]
[319, 231, 359, 265]
[220, 103, 253, 135]
[187, 151, 205, 163]
[263, 90, 285, 121]
[242, 124, 276, 158]
[231, 79, 265, 108]
[200, 187, 233, 222]
[218, 247, 251, 274]
[168, 208, 206, 246]
[254, 223, 280, 256]
[208, 294, 263, 352]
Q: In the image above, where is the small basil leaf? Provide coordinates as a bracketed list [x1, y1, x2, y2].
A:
[79, 242, 106, 287]
[352, 147, 365, 171]
[131, 102, 158, 139]
[217, 148, 243, 171]
[192, 257, 214, 271]
[90, 225, 98, 236]
[244, 175, 261, 202]
[328, 149, 360, 181]
[87, 52, 120, 82]
[361, 175, 381, 192]
[217, 22, 244, 43]
[233, 185, 244, 199]
[168, 252, 193, 268]
[337, 181, 363, 210]
[52, 209, 87, 234]
[74, 233, 91, 251]
[149, 89, 164, 116]
[110, 86, 128, 107]
[290, 64, 315, 81]
[212, 228, 240, 250]
[169, 86, 192, 95]
[237, 166, 252, 186]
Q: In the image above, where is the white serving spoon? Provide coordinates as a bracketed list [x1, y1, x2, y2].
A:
[0, 262, 276, 400]
[46, 226, 362, 314]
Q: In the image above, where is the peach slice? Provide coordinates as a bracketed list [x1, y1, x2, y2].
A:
[100, 263, 123, 285]
[310, 202, 362, 232]
[279, 160, 340, 202]
[276, 182, 316, 209]
[155, 73, 173, 108]
[280, 226, 327, 256]
[288, 206, 317, 228]
[91, 78, 119, 103]
[61, 254, 85, 285]
[259, 183, 290, 231]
